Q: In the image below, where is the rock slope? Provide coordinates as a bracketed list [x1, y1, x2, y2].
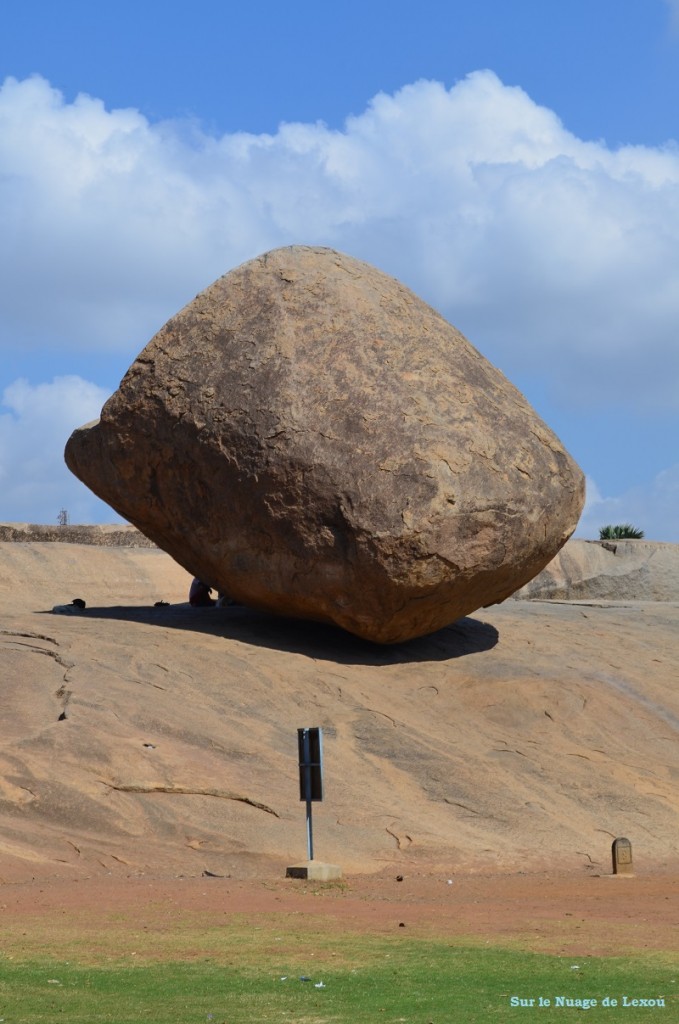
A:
[0, 534, 677, 881]
[514, 538, 679, 602]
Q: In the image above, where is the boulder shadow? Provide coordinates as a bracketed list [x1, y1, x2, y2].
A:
[46, 603, 499, 666]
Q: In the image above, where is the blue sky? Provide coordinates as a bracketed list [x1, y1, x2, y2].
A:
[1, 0, 679, 540]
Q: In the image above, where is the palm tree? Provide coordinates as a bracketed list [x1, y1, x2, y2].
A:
[599, 524, 644, 540]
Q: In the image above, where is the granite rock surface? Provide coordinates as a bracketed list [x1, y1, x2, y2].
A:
[65, 246, 584, 641]
[514, 538, 679, 602]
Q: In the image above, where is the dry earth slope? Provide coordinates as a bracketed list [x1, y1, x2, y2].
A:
[0, 528, 678, 881]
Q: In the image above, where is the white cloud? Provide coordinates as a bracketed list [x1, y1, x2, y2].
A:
[1, 72, 678, 534]
[664, 0, 679, 32]
[0, 377, 116, 523]
[575, 468, 679, 543]
[2, 71, 679, 413]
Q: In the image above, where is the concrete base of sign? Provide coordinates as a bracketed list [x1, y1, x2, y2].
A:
[285, 861, 342, 881]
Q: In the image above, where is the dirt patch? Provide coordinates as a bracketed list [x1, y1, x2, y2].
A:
[1, 867, 677, 960]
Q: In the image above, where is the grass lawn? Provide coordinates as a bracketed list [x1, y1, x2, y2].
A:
[0, 927, 676, 1023]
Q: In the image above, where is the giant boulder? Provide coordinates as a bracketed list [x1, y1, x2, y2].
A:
[65, 246, 584, 642]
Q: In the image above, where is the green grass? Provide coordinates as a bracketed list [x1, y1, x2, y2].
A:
[0, 939, 676, 1023]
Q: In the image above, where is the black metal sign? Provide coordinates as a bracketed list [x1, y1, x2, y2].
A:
[298, 727, 323, 802]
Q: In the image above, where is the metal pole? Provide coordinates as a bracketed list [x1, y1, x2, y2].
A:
[306, 796, 314, 861]
[302, 730, 314, 860]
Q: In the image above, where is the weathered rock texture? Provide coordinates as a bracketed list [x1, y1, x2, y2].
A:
[514, 538, 679, 603]
[0, 523, 155, 547]
[65, 246, 584, 642]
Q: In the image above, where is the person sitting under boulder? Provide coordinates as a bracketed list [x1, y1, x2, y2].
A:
[52, 598, 87, 614]
[189, 578, 216, 607]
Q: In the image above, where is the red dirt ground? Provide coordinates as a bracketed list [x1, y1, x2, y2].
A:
[1, 867, 677, 959]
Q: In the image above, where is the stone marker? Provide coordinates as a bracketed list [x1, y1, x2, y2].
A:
[612, 836, 634, 876]
[65, 246, 585, 643]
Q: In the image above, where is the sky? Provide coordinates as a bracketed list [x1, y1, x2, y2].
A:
[1, 0, 678, 540]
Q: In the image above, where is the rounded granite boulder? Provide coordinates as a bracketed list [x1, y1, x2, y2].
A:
[65, 246, 584, 642]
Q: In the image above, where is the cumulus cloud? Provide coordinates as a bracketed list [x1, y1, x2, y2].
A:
[2, 71, 679, 411]
[0, 377, 115, 523]
[1, 72, 678, 533]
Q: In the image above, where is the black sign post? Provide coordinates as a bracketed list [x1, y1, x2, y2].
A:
[297, 727, 323, 861]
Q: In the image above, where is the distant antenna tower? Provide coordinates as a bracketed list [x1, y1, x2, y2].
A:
[57, 508, 69, 526]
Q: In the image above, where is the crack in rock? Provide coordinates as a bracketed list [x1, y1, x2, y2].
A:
[1, 630, 74, 679]
[100, 781, 279, 816]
